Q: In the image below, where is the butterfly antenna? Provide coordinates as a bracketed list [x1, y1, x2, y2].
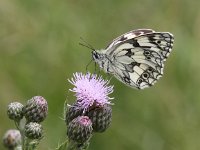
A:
[79, 37, 97, 73]
[94, 62, 97, 74]
[86, 59, 93, 72]
[107, 74, 113, 82]
[79, 37, 95, 51]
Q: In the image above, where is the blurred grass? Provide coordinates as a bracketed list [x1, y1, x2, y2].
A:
[1, 0, 200, 150]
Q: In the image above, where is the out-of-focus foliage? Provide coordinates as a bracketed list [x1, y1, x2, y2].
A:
[1, 0, 200, 150]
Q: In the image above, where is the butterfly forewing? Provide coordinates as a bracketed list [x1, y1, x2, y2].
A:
[93, 29, 174, 89]
[105, 29, 155, 51]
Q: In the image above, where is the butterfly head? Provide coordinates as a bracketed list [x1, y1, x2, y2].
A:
[92, 50, 106, 61]
[92, 50, 100, 60]
[92, 50, 109, 70]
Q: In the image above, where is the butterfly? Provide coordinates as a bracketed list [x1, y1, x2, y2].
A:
[82, 29, 174, 89]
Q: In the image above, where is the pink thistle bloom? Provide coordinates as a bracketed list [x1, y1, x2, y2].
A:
[68, 72, 114, 111]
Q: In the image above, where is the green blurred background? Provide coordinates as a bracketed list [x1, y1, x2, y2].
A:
[1, 0, 200, 149]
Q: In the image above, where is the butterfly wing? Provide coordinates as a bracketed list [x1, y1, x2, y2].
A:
[106, 31, 174, 89]
[105, 29, 155, 51]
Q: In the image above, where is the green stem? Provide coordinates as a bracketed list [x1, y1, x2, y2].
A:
[66, 140, 90, 150]
[15, 120, 39, 150]
[14, 120, 25, 150]
[55, 140, 68, 150]
[55, 139, 90, 150]
[14, 145, 22, 150]
[24, 138, 39, 150]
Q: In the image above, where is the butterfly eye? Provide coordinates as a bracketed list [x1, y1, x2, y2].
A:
[92, 51, 100, 60]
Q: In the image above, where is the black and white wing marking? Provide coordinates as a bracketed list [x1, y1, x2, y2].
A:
[105, 29, 155, 51]
[106, 30, 174, 89]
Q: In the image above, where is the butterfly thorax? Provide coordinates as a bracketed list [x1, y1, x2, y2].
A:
[92, 50, 114, 73]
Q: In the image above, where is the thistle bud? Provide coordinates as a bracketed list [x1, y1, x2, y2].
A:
[24, 122, 43, 139]
[7, 102, 24, 122]
[23, 96, 48, 123]
[67, 116, 93, 144]
[88, 104, 112, 132]
[65, 104, 84, 125]
[3, 129, 21, 149]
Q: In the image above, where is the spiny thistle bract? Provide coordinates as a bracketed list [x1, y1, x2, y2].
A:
[24, 122, 43, 140]
[67, 116, 93, 144]
[88, 104, 112, 132]
[7, 102, 24, 122]
[65, 103, 84, 125]
[3, 129, 21, 149]
[23, 96, 48, 123]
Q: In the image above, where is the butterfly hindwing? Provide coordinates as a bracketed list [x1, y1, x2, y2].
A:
[108, 32, 174, 89]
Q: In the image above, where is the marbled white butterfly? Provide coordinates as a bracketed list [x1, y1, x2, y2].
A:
[89, 29, 174, 89]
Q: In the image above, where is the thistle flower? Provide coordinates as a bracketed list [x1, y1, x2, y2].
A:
[7, 102, 24, 122]
[23, 96, 48, 123]
[67, 116, 93, 144]
[3, 129, 21, 149]
[24, 122, 43, 140]
[68, 72, 114, 111]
